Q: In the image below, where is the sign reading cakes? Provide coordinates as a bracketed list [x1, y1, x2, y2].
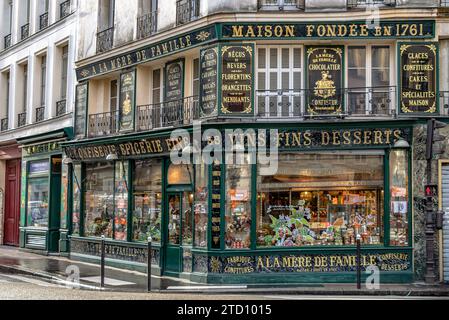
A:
[119, 71, 136, 131]
[399, 43, 438, 114]
[306, 46, 343, 115]
[200, 46, 218, 117]
[220, 45, 254, 115]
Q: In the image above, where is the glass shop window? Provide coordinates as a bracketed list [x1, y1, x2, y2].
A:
[27, 160, 50, 228]
[256, 152, 385, 248]
[72, 164, 82, 235]
[114, 161, 129, 240]
[84, 162, 114, 238]
[132, 159, 162, 242]
[194, 162, 208, 248]
[167, 163, 193, 185]
[389, 150, 409, 247]
[225, 161, 252, 249]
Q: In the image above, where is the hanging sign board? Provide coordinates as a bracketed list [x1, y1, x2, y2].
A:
[399, 43, 438, 114]
[306, 46, 344, 116]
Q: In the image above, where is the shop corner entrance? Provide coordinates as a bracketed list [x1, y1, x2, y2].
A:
[164, 190, 193, 276]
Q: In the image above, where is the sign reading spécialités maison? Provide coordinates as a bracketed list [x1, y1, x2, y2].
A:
[399, 43, 438, 114]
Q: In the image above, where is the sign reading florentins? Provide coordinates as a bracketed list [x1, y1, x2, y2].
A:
[399, 43, 438, 114]
[220, 45, 254, 115]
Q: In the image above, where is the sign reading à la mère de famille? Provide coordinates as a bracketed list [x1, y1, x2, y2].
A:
[399, 43, 438, 114]
[220, 45, 254, 115]
[306, 46, 343, 115]
[208, 252, 411, 274]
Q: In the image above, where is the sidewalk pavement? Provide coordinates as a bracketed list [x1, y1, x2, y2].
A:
[1, 245, 449, 296]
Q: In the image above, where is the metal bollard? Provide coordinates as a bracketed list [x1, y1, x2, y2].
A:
[100, 235, 105, 288]
[356, 234, 361, 290]
[147, 236, 152, 292]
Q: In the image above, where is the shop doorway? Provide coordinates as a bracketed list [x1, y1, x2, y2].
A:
[164, 191, 193, 276]
[4, 159, 21, 246]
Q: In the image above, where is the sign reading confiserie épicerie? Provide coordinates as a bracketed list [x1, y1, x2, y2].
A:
[399, 43, 438, 114]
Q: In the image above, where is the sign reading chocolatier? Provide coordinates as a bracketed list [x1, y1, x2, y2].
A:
[119, 71, 136, 132]
[220, 44, 254, 115]
[306, 46, 344, 116]
[200, 46, 218, 117]
[399, 43, 438, 114]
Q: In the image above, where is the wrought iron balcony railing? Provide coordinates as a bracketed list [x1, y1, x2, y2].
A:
[4, 34, 11, 49]
[88, 110, 119, 138]
[256, 86, 397, 118]
[17, 113, 27, 128]
[347, 0, 396, 7]
[96, 27, 114, 54]
[258, 0, 305, 10]
[137, 96, 199, 132]
[176, 0, 199, 26]
[35, 107, 45, 123]
[21, 23, 30, 41]
[60, 0, 71, 19]
[39, 12, 49, 30]
[1, 118, 8, 132]
[137, 11, 158, 40]
[56, 100, 67, 116]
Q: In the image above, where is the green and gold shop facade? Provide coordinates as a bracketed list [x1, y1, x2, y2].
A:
[62, 121, 416, 283]
[17, 128, 73, 254]
[67, 18, 443, 283]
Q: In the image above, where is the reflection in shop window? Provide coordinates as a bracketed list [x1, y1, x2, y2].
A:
[225, 162, 252, 249]
[194, 162, 208, 248]
[84, 162, 114, 238]
[256, 153, 385, 247]
[72, 164, 81, 235]
[389, 150, 409, 247]
[114, 161, 129, 241]
[27, 161, 50, 228]
[133, 160, 162, 242]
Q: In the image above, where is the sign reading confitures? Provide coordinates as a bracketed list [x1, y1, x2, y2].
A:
[399, 42, 438, 114]
[76, 21, 434, 82]
[63, 127, 410, 161]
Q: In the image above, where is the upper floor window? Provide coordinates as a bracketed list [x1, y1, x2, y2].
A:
[258, 0, 305, 10]
[40, 55, 47, 108]
[60, 45, 69, 100]
[176, 0, 199, 26]
[347, 45, 393, 116]
[137, 0, 158, 39]
[39, 0, 50, 30]
[97, 0, 115, 53]
[192, 58, 200, 97]
[1, 71, 10, 131]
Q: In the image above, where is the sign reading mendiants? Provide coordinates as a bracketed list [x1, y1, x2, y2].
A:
[399, 43, 438, 114]
[220, 45, 253, 115]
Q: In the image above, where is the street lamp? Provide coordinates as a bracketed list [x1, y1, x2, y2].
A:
[393, 138, 410, 149]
